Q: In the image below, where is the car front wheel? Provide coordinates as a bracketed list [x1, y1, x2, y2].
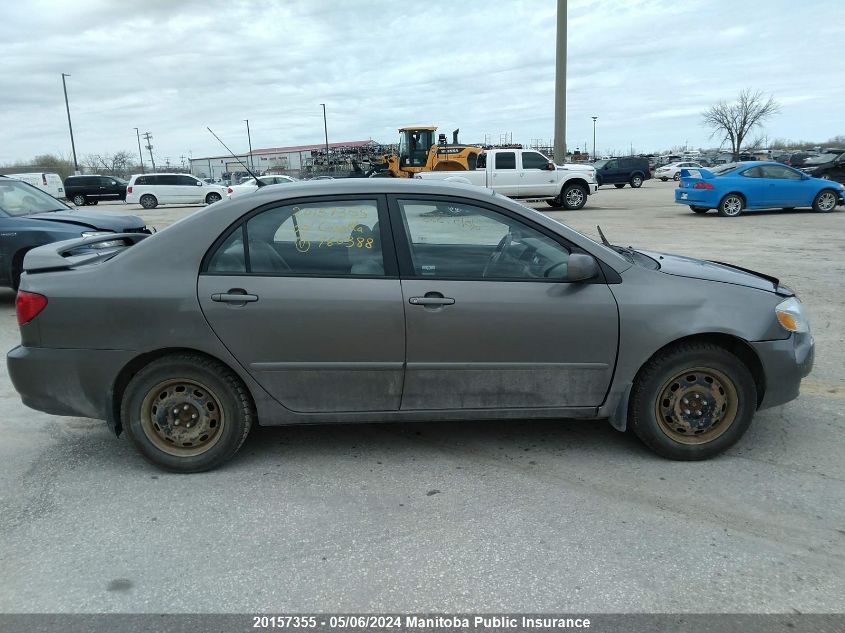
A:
[561, 184, 588, 210]
[139, 194, 158, 209]
[629, 342, 756, 460]
[121, 354, 254, 472]
[205, 192, 222, 204]
[718, 194, 744, 217]
[812, 189, 838, 213]
[673, 173, 681, 181]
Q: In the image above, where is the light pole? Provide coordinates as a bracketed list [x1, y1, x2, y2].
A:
[591, 116, 598, 160]
[244, 119, 254, 171]
[553, 0, 567, 163]
[61, 73, 79, 174]
[134, 127, 145, 173]
[320, 103, 330, 171]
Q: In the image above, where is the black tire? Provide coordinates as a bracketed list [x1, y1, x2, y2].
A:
[660, 177, 668, 182]
[630, 174, 643, 188]
[812, 189, 838, 213]
[72, 194, 87, 206]
[121, 354, 254, 473]
[545, 199, 560, 208]
[614, 183, 625, 189]
[690, 206, 709, 213]
[205, 192, 222, 204]
[88, 199, 98, 205]
[717, 193, 744, 217]
[561, 183, 588, 210]
[628, 342, 756, 460]
[673, 173, 681, 181]
[139, 194, 158, 209]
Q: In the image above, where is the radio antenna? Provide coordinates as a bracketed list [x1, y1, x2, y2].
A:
[206, 127, 265, 186]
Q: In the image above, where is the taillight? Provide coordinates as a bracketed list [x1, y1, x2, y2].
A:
[227, 187, 233, 194]
[127, 185, 133, 194]
[693, 182, 714, 189]
[42, 174, 48, 186]
[16, 291, 48, 325]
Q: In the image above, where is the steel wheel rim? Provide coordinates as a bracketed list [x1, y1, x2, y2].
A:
[565, 188, 584, 207]
[654, 366, 739, 444]
[633, 177, 642, 187]
[723, 196, 742, 215]
[818, 192, 836, 211]
[140, 378, 225, 457]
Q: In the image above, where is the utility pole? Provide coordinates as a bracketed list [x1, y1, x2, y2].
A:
[134, 127, 145, 173]
[553, 0, 567, 163]
[61, 73, 79, 174]
[592, 116, 598, 160]
[244, 119, 254, 170]
[320, 103, 329, 170]
[142, 131, 156, 172]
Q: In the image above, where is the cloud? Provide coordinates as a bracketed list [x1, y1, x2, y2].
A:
[0, 0, 843, 164]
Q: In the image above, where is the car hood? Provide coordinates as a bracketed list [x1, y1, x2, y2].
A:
[27, 210, 145, 231]
[637, 249, 791, 295]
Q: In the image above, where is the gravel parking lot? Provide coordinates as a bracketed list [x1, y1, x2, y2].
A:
[1, 179, 843, 613]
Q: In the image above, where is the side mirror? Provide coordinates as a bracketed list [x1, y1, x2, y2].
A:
[546, 162, 555, 171]
[566, 253, 600, 282]
[197, 180, 203, 186]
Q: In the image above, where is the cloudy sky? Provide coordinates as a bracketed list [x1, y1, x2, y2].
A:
[1, 0, 842, 165]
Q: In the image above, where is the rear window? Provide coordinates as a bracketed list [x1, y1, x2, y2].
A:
[711, 163, 741, 175]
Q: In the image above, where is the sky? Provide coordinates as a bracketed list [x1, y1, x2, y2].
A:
[0, 0, 843, 165]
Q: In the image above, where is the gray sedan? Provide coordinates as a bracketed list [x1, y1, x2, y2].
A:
[7, 180, 814, 472]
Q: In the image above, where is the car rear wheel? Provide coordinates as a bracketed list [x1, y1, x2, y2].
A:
[673, 173, 681, 181]
[718, 194, 744, 217]
[72, 194, 87, 206]
[561, 184, 587, 210]
[812, 189, 838, 213]
[139, 194, 158, 209]
[629, 342, 756, 460]
[690, 206, 708, 213]
[205, 192, 222, 204]
[630, 174, 643, 188]
[121, 354, 254, 472]
[660, 177, 668, 182]
[614, 183, 625, 189]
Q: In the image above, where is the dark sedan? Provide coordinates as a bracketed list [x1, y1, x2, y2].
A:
[0, 175, 149, 288]
[8, 180, 813, 472]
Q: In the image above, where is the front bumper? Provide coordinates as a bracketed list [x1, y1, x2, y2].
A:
[751, 332, 814, 410]
[7, 345, 135, 424]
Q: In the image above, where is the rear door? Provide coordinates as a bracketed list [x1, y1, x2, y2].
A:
[197, 195, 405, 413]
[390, 195, 618, 410]
[490, 151, 520, 196]
[518, 151, 558, 197]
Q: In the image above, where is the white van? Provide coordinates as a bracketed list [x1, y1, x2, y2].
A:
[126, 173, 227, 209]
[6, 173, 64, 199]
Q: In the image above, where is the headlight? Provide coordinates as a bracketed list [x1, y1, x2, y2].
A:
[81, 231, 123, 249]
[775, 297, 809, 333]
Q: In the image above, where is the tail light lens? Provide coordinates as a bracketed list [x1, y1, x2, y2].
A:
[127, 185, 133, 193]
[227, 187, 233, 194]
[693, 182, 715, 189]
[16, 291, 48, 325]
[42, 174, 48, 186]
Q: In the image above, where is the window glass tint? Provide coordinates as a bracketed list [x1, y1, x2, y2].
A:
[605, 160, 618, 170]
[134, 176, 148, 186]
[246, 200, 384, 276]
[741, 167, 763, 178]
[158, 175, 179, 186]
[521, 152, 549, 170]
[177, 175, 198, 186]
[207, 228, 246, 273]
[397, 199, 570, 280]
[476, 153, 487, 169]
[0, 178, 67, 216]
[495, 152, 516, 169]
[760, 165, 801, 180]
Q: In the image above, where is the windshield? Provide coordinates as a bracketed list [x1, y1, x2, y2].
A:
[710, 163, 741, 175]
[592, 159, 608, 169]
[0, 177, 70, 216]
[805, 153, 839, 164]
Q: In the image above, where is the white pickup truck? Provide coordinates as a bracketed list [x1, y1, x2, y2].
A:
[415, 149, 598, 210]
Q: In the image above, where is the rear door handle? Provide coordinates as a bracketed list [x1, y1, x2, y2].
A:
[409, 296, 455, 306]
[212, 290, 258, 303]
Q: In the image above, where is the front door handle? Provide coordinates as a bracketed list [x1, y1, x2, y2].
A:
[211, 289, 258, 303]
[409, 296, 455, 306]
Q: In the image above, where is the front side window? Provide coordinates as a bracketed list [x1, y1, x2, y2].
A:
[177, 175, 199, 186]
[495, 152, 516, 169]
[605, 159, 618, 170]
[760, 165, 801, 180]
[397, 199, 570, 280]
[205, 199, 385, 277]
[521, 152, 549, 170]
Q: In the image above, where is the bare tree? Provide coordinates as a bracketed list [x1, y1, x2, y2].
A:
[702, 89, 780, 159]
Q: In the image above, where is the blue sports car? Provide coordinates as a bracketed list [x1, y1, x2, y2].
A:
[674, 161, 845, 217]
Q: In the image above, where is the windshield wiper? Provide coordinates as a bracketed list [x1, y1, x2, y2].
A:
[597, 224, 636, 259]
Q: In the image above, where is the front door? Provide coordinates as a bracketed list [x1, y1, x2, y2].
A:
[198, 196, 404, 413]
[518, 151, 558, 197]
[391, 196, 619, 410]
[758, 164, 808, 206]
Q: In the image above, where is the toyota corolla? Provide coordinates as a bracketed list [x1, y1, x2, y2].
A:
[7, 180, 814, 471]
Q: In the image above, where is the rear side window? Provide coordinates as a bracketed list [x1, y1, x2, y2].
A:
[476, 153, 487, 169]
[135, 176, 149, 185]
[206, 228, 246, 273]
[158, 175, 179, 186]
[495, 152, 516, 169]
[742, 167, 764, 178]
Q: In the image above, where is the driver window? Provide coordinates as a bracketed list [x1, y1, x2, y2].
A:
[397, 199, 570, 280]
